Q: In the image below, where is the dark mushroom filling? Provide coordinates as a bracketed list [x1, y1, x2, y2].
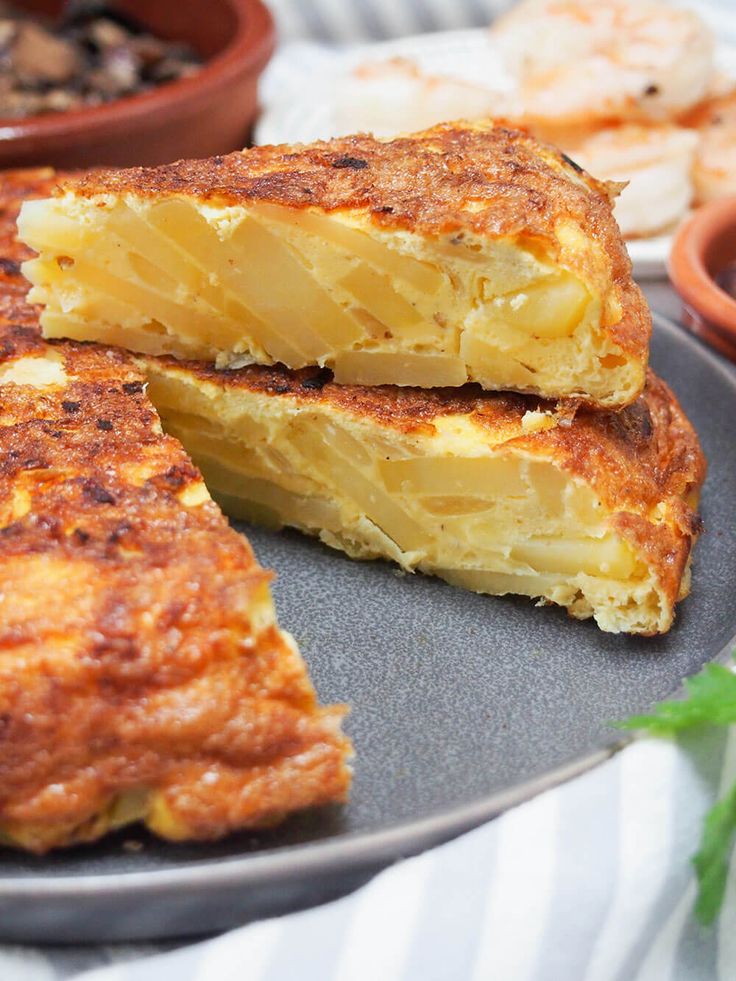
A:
[0, 0, 202, 118]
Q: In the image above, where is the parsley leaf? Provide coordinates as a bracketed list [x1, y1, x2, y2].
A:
[618, 663, 736, 735]
[693, 781, 736, 925]
[618, 652, 736, 925]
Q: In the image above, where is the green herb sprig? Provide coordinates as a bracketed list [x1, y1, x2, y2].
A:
[618, 653, 736, 925]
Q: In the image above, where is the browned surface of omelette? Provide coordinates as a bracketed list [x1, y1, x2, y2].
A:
[153, 354, 705, 628]
[62, 121, 649, 360]
[0, 171, 351, 854]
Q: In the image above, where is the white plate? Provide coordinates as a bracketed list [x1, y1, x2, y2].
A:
[256, 16, 736, 280]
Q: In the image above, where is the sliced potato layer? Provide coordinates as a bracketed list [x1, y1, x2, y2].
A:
[140, 362, 702, 635]
[17, 121, 650, 407]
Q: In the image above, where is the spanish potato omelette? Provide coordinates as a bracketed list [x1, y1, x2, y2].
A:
[0, 142, 706, 858]
[18, 121, 650, 408]
[143, 356, 704, 636]
[12, 159, 704, 638]
[0, 171, 351, 854]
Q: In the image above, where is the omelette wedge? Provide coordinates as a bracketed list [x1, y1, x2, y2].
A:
[140, 356, 704, 636]
[17, 121, 649, 408]
[0, 171, 351, 854]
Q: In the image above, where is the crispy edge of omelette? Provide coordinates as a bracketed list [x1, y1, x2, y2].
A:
[141, 354, 705, 635]
[49, 120, 650, 378]
[0, 170, 351, 855]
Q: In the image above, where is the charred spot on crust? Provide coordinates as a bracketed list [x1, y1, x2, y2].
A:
[96, 418, 113, 431]
[83, 480, 116, 505]
[159, 465, 189, 489]
[597, 396, 654, 451]
[0, 258, 20, 276]
[561, 153, 584, 174]
[625, 401, 654, 443]
[91, 635, 139, 662]
[31, 513, 62, 537]
[0, 324, 44, 359]
[639, 408, 653, 440]
[158, 598, 188, 630]
[332, 156, 369, 170]
[62, 400, 80, 413]
[108, 521, 133, 544]
[300, 367, 333, 390]
[73, 527, 90, 543]
[375, 205, 394, 214]
[122, 381, 144, 395]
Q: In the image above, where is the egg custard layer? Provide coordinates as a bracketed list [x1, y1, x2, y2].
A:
[0, 171, 351, 854]
[141, 356, 704, 636]
[18, 121, 649, 408]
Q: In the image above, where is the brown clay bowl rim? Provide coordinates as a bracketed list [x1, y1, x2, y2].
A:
[668, 196, 736, 351]
[0, 0, 275, 141]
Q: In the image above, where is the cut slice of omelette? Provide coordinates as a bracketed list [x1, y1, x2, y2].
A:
[0, 171, 351, 854]
[141, 357, 704, 636]
[17, 121, 650, 408]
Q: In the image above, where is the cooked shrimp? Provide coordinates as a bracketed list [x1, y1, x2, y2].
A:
[491, 0, 715, 143]
[333, 57, 501, 137]
[567, 124, 698, 238]
[683, 90, 736, 205]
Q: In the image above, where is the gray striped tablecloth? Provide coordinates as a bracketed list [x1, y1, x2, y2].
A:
[2, 2, 735, 978]
[265, 0, 512, 44]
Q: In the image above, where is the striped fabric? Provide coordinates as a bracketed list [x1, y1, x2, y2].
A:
[2, 731, 733, 980]
[265, 0, 513, 44]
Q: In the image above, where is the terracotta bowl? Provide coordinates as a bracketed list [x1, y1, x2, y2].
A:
[668, 198, 736, 364]
[0, 0, 275, 168]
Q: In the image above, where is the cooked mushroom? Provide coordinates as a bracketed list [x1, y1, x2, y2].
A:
[0, 1, 202, 119]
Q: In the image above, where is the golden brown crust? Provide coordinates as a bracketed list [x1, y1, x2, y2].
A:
[508, 372, 705, 617]
[0, 171, 351, 853]
[62, 121, 650, 360]
[158, 356, 704, 515]
[151, 353, 704, 629]
[0, 169, 58, 332]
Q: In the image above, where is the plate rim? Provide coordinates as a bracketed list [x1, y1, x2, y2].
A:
[0, 744, 621, 898]
[1, 313, 735, 901]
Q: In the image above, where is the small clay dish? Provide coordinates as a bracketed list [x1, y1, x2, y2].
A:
[668, 198, 736, 363]
[0, 0, 275, 169]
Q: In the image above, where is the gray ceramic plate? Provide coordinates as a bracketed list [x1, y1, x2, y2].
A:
[1, 313, 735, 944]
